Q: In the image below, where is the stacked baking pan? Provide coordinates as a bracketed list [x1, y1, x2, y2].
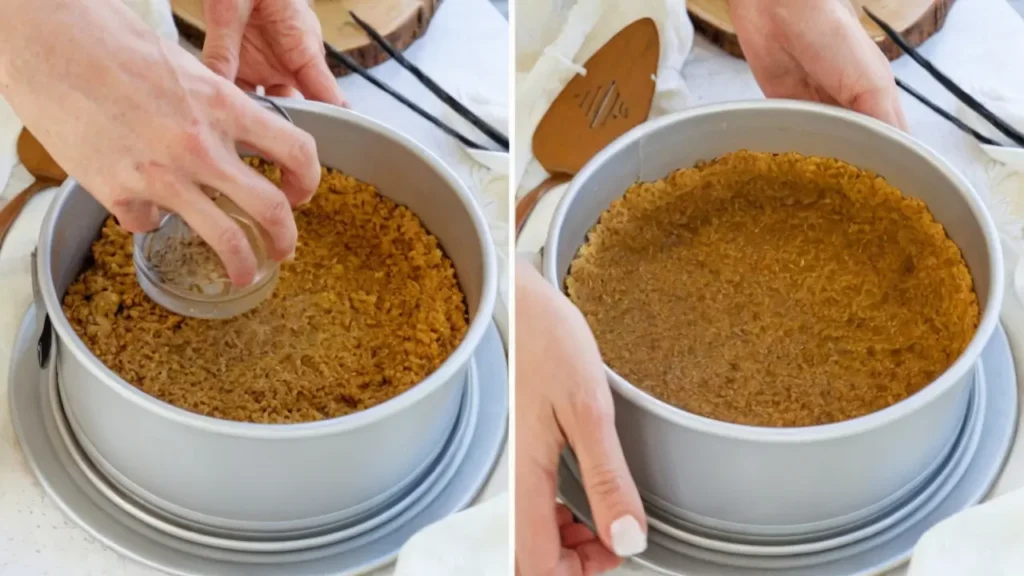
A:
[12, 100, 508, 575]
[545, 102, 1019, 575]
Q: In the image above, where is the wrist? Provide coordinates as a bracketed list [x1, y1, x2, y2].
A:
[517, 257, 579, 324]
[515, 257, 549, 302]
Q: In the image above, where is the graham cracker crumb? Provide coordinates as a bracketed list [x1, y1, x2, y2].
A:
[62, 159, 468, 424]
[566, 151, 980, 427]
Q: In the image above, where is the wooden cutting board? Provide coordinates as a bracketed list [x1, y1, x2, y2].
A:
[172, 0, 442, 76]
[688, 0, 956, 61]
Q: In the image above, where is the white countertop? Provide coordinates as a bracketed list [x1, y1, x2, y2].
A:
[0, 0, 508, 574]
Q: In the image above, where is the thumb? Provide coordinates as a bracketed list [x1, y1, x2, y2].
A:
[295, 57, 349, 108]
[559, 378, 647, 559]
[202, 0, 253, 81]
[846, 84, 908, 131]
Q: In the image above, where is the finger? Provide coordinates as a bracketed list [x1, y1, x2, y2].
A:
[556, 504, 575, 527]
[266, 84, 304, 99]
[572, 541, 623, 575]
[232, 97, 321, 206]
[111, 198, 162, 233]
[777, 3, 904, 129]
[729, 3, 812, 101]
[282, 7, 347, 108]
[236, 79, 257, 93]
[202, 0, 253, 81]
[558, 366, 647, 558]
[515, 430, 571, 576]
[294, 58, 348, 108]
[847, 83, 906, 130]
[560, 523, 599, 548]
[159, 180, 258, 286]
[199, 148, 298, 261]
[892, 93, 910, 132]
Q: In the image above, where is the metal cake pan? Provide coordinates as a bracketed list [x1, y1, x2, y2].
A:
[33, 99, 498, 533]
[543, 100, 1004, 536]
[11, 304, 510, 575]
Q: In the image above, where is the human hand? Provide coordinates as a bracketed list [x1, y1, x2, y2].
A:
[202, 0, 347, 106]
[731, 0, 907, 130]
[515, 263, 647, 576]
[0, 0, 319, 285]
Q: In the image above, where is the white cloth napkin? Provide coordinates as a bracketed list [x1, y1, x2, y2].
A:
[954, 86, 1024, 345]
[909, 488, 1024, 576]
[955, 87, 1024, 244]
[0, 100, 20, 195]
[514, 0, 693, 255]
[394, 493, 509, 576]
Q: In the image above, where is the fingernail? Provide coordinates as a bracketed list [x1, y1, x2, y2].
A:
[610, 516, 647, 557]
[284, 249, 296, 262]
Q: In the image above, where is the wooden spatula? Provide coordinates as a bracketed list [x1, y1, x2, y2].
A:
[0, 130, 66, 249]
[515, 18, 660, 237]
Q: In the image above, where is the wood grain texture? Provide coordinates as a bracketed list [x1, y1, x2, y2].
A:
[688, 0, 957, 61]
[172, 0, 442, 77]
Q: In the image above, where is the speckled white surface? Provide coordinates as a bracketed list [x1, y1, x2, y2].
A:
[0, 0, 508, 574]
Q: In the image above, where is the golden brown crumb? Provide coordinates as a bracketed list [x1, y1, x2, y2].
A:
[62, 159, 469, 424]
[567, 150, 980, 427]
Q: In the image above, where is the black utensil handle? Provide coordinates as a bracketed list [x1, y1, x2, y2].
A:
[865, 7, 1024, 148]
[896, 79, 1002, 147]
[247, 92, 294, 125]
[323, 42, 489, 151]
[348, 11, 509, 151]
[37, 314, 52, 369]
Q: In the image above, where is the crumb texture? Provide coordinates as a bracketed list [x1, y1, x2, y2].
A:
[63, 160, 468, 424]
[566, 151, 980, 427]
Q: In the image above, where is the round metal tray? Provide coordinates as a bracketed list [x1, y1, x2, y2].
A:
[55, 355, 478, 554]
[558, 324, 1017, 576]
[564, 391, 972, 552]
[644, 369, 981, 558]
[10, 304, 508, 575]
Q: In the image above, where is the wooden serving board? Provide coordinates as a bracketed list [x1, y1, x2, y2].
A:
[172, 0, 442, 76]
[688, 0, 956, 61]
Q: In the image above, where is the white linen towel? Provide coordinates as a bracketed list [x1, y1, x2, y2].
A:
[394, 493, 509, 576]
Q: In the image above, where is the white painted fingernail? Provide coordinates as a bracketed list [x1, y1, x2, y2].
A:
[610, 515, 647, 557]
